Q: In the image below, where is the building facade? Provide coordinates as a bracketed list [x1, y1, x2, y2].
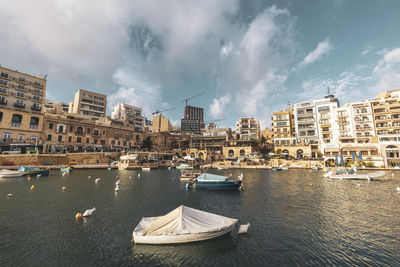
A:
[0, 66, 46, 153]
[69, 89, 106, 118]
[235, 117, 260, 140]
[111, 103, 144, 132]
[181, 105, 204, 133]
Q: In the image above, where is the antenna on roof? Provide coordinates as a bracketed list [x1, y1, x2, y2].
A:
[327, 87, 330, 95]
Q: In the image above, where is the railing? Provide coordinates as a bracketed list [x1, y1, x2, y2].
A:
[31, 105, 41, 111]
[0, 99, 7, 105]
[14, 102, 25, 108]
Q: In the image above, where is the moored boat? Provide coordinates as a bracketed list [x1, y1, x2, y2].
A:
[18, 166, 50, 177]
[180, 170, 201, 182]
[142, 167, 151, 171]
[176, 164, 193, 170]
[195, 173, 242, 190]
[61, 165, 73, 173]
[132, 205, 238, 244]
[0, 169, 24, 178]
[324, 170, 385, 180]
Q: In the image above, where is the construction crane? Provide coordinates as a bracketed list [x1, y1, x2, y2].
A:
[152, 107, 176, 116]
[182, 92, 205, 107]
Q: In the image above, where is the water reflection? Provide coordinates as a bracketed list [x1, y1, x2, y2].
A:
[131, 234, 236, 265]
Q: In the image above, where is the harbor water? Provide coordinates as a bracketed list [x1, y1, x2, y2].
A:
[0, 169, 399, 266]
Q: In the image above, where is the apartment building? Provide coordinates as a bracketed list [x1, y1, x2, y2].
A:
[69, 89, 106, 118]
[0, 65, 46, 153]
[181, 105, 204, 133]
[235, 117, 260, 140]
[153, 114, 172, 133]
[271, 107, 295, 147]
[111, 103, 144, 132]
[371, 89, 400, 167]
[43, 113, 143, 153]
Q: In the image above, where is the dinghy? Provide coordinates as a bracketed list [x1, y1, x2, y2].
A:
[324, 170, 385, 180]
[132, 205, 238, 244]
[83, 208, 96, 217]
[0, 169, 24, 178]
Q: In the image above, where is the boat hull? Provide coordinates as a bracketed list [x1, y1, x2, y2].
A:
[0, 170, 24, 178]
[195, 180, 242, 190]
[132, 223, 236, 244]
[22, 169, 50, 177]
[327, 171, 385, 180]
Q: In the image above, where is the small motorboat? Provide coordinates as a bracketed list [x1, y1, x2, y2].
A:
[141, 167, 151, 171]
[61, 165, 73, 173]
[83, 208, 96, 217]
[195, 173, 242, 190]
[176, 164, 193, 170]
[324, 170, 386, 180]
[0, 169, 24, 178]
[132, 205, 238, 244]
[217, 166, 228, 170]
[272, 168, 282, 171]
[18, 166, 50, 177]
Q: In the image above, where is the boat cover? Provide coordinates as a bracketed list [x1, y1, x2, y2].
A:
[196, 173, 228, 182]
[18, 166, 39, 172]
[133, 205, 237, 238]
[0, 169, 22, 175]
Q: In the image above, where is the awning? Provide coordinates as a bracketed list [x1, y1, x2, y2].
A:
[341, 146, 377, 151]
[324, 147, 339, 152]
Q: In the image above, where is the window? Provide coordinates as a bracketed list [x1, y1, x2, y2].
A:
[0, 88, 6, 93]
[31, 136, 37, 142]
[33, 96, 41, 101]
[77, 137, 81, 143]
[18, 135, 24, 141]
[58, 135, 62, 142]
[111, 140, 115, 145]
[68, 136, 72, 142]
[58, 125, 64, 133]
[102, 130, 106, 135]
[49, 123, 53, 129]
[17, 84, 24, 89]
[0, 111, 2, 122]
[0, 72, 8, 78]
[16, 91, 24, 97]
[29, 117, 39, 129]
[19, 77, 25, 82]
[11, 114, 22, 127]
[86, 138, 89, 143]
[0, 96, 6, 104]
[0, 79, 8, 85]
[47, 134, 52, 141]
[2, 133, 12, 140]
[87, 128, 91, 133]
[69, 126, 73, 132]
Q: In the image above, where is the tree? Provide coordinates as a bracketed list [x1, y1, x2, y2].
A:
[142, 136, 153, 151]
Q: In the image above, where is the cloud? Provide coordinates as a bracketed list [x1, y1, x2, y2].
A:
[209, 95, 231, 118]
[217, 6, 297, 125]
[370, 47, 400, 94]
[299, 37, 333, 67]
[108, 67, 163, 118]
[361, 45, 373, 56]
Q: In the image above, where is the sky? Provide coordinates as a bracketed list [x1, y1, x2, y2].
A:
[1, 0, 400, 129]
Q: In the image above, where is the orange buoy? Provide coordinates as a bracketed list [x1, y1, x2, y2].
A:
[30, 185, 35, 190]
[309, 183, 313, 186]
[75, 212, 83, 219]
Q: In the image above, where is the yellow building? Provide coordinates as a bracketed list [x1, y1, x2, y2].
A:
[0, 65, 46, 153]
[271, 108, 295, 146]
[153, 114, 172, 133]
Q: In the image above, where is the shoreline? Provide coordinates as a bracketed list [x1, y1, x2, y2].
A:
[1, 164, 399, 171]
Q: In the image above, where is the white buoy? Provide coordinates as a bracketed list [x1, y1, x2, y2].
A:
[95, 178, 101, 183]
[88, 176, 91, 179]
[107, 167, 112, 171]
[83, 207, 96, 217]
[392, 173, 395, 176]
[115, 185, 120, 192]
[138, 173, 141, 178]
[238, 222, 250, 234]
[129, 176, 132, 179]
[356, 184, 360, 188]
[185, 183, 189, 190]
[397, 186, 400, 191]
[116, 180, 120, 186]
[37, 174, 42, 177]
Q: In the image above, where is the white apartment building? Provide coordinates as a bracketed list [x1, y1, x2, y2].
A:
[69, 89, 106, 118]
[111, 103, 144, 132]
[235, 117, 260, 140]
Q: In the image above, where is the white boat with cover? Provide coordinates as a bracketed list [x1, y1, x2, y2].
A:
[324, 170, 386, 180]
[0, 169, 24, 178]
[132, 205, 238, 244]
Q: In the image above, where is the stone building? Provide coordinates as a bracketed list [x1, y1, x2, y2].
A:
[0, 65, 46, 153]
[42, 113, 143, 153]
[111, 103, 145, 132]
[68, 89, 106, 118]
[235, 117, 260, 140]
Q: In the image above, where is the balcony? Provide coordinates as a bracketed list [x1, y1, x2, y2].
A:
[0, 99, 7, 105]
[14, 102, 25, 108]
[31, 105, 41, 111]
[374, 108, 388, 113]
[11, 122, 21, 128]
[75, 131, 85, 136]
[29, 124, 39, 129]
